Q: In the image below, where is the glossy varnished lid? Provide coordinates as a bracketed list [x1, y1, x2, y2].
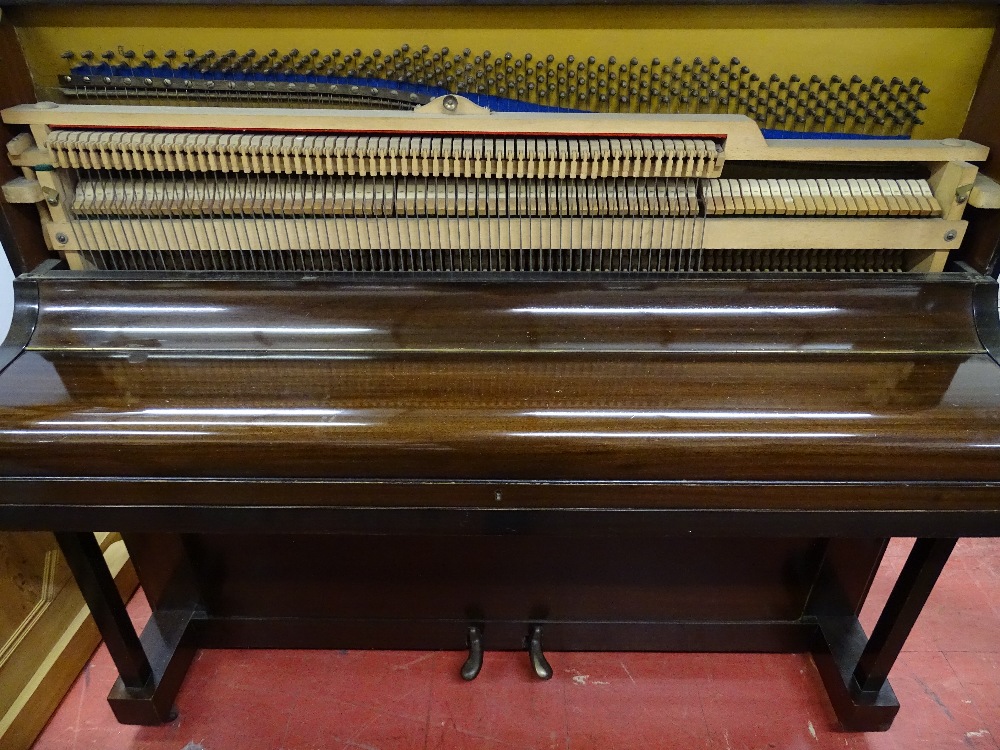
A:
[1, 275, 999, 489]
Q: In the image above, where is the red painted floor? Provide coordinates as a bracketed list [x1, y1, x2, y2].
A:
[30, 538, 1000, 750]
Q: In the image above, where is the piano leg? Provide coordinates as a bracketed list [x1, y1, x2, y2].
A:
[811, 537, 957, 731]
[55, 531, 197, 725]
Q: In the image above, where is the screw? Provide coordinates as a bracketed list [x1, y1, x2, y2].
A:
[55, 232, 68, 244]
[944, 229, 958, 242]
[443, 94, 459, 111]
[47, 195, 60, 206]
[957, 194, 968, 204]
[494, 490, 503, 503]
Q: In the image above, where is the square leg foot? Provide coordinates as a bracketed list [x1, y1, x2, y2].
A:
[108, 690, 178, 726]
[107, 608, 197, 726]
[812, 616, 900, 732]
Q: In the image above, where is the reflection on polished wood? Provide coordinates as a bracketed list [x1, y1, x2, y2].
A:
[1, 275, 999, 486]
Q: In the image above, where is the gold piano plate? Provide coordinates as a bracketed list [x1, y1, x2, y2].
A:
[8, 3, 999, 139]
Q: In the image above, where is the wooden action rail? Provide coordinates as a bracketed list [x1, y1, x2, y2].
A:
[70, 176, 940, 218]
[42, 130, 724, 180]
[0, 99, 990, 163]
[0, 98, 991, 273]
[41, 217, 965, 254]
[702, 178, 941, 217]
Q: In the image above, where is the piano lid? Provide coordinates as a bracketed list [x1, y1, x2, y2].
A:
[1, 273, 999, 488]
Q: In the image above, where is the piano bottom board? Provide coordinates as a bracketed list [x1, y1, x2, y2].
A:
[122, 532, 886, 652]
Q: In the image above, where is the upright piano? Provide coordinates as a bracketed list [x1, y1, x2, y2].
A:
[2, 0, 1000, 732]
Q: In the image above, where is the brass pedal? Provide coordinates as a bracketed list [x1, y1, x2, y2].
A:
[460, 625, 483, 681]
[528, 625, 553, 680]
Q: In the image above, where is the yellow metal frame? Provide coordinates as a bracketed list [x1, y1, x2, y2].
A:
[9, 3, 998, 139]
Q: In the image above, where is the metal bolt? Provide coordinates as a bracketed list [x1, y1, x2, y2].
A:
[957, 194, 968, 204]
[122, 77, 132, 85]
[944, 229, 958, 242]
[163, 79, 172, 86]
[494, 490, 503, 503]
[55, 232, 68, 244]
[143, 77, 153, 85]
[442, 94, 459, 111]
[47, 195, 60, 206]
